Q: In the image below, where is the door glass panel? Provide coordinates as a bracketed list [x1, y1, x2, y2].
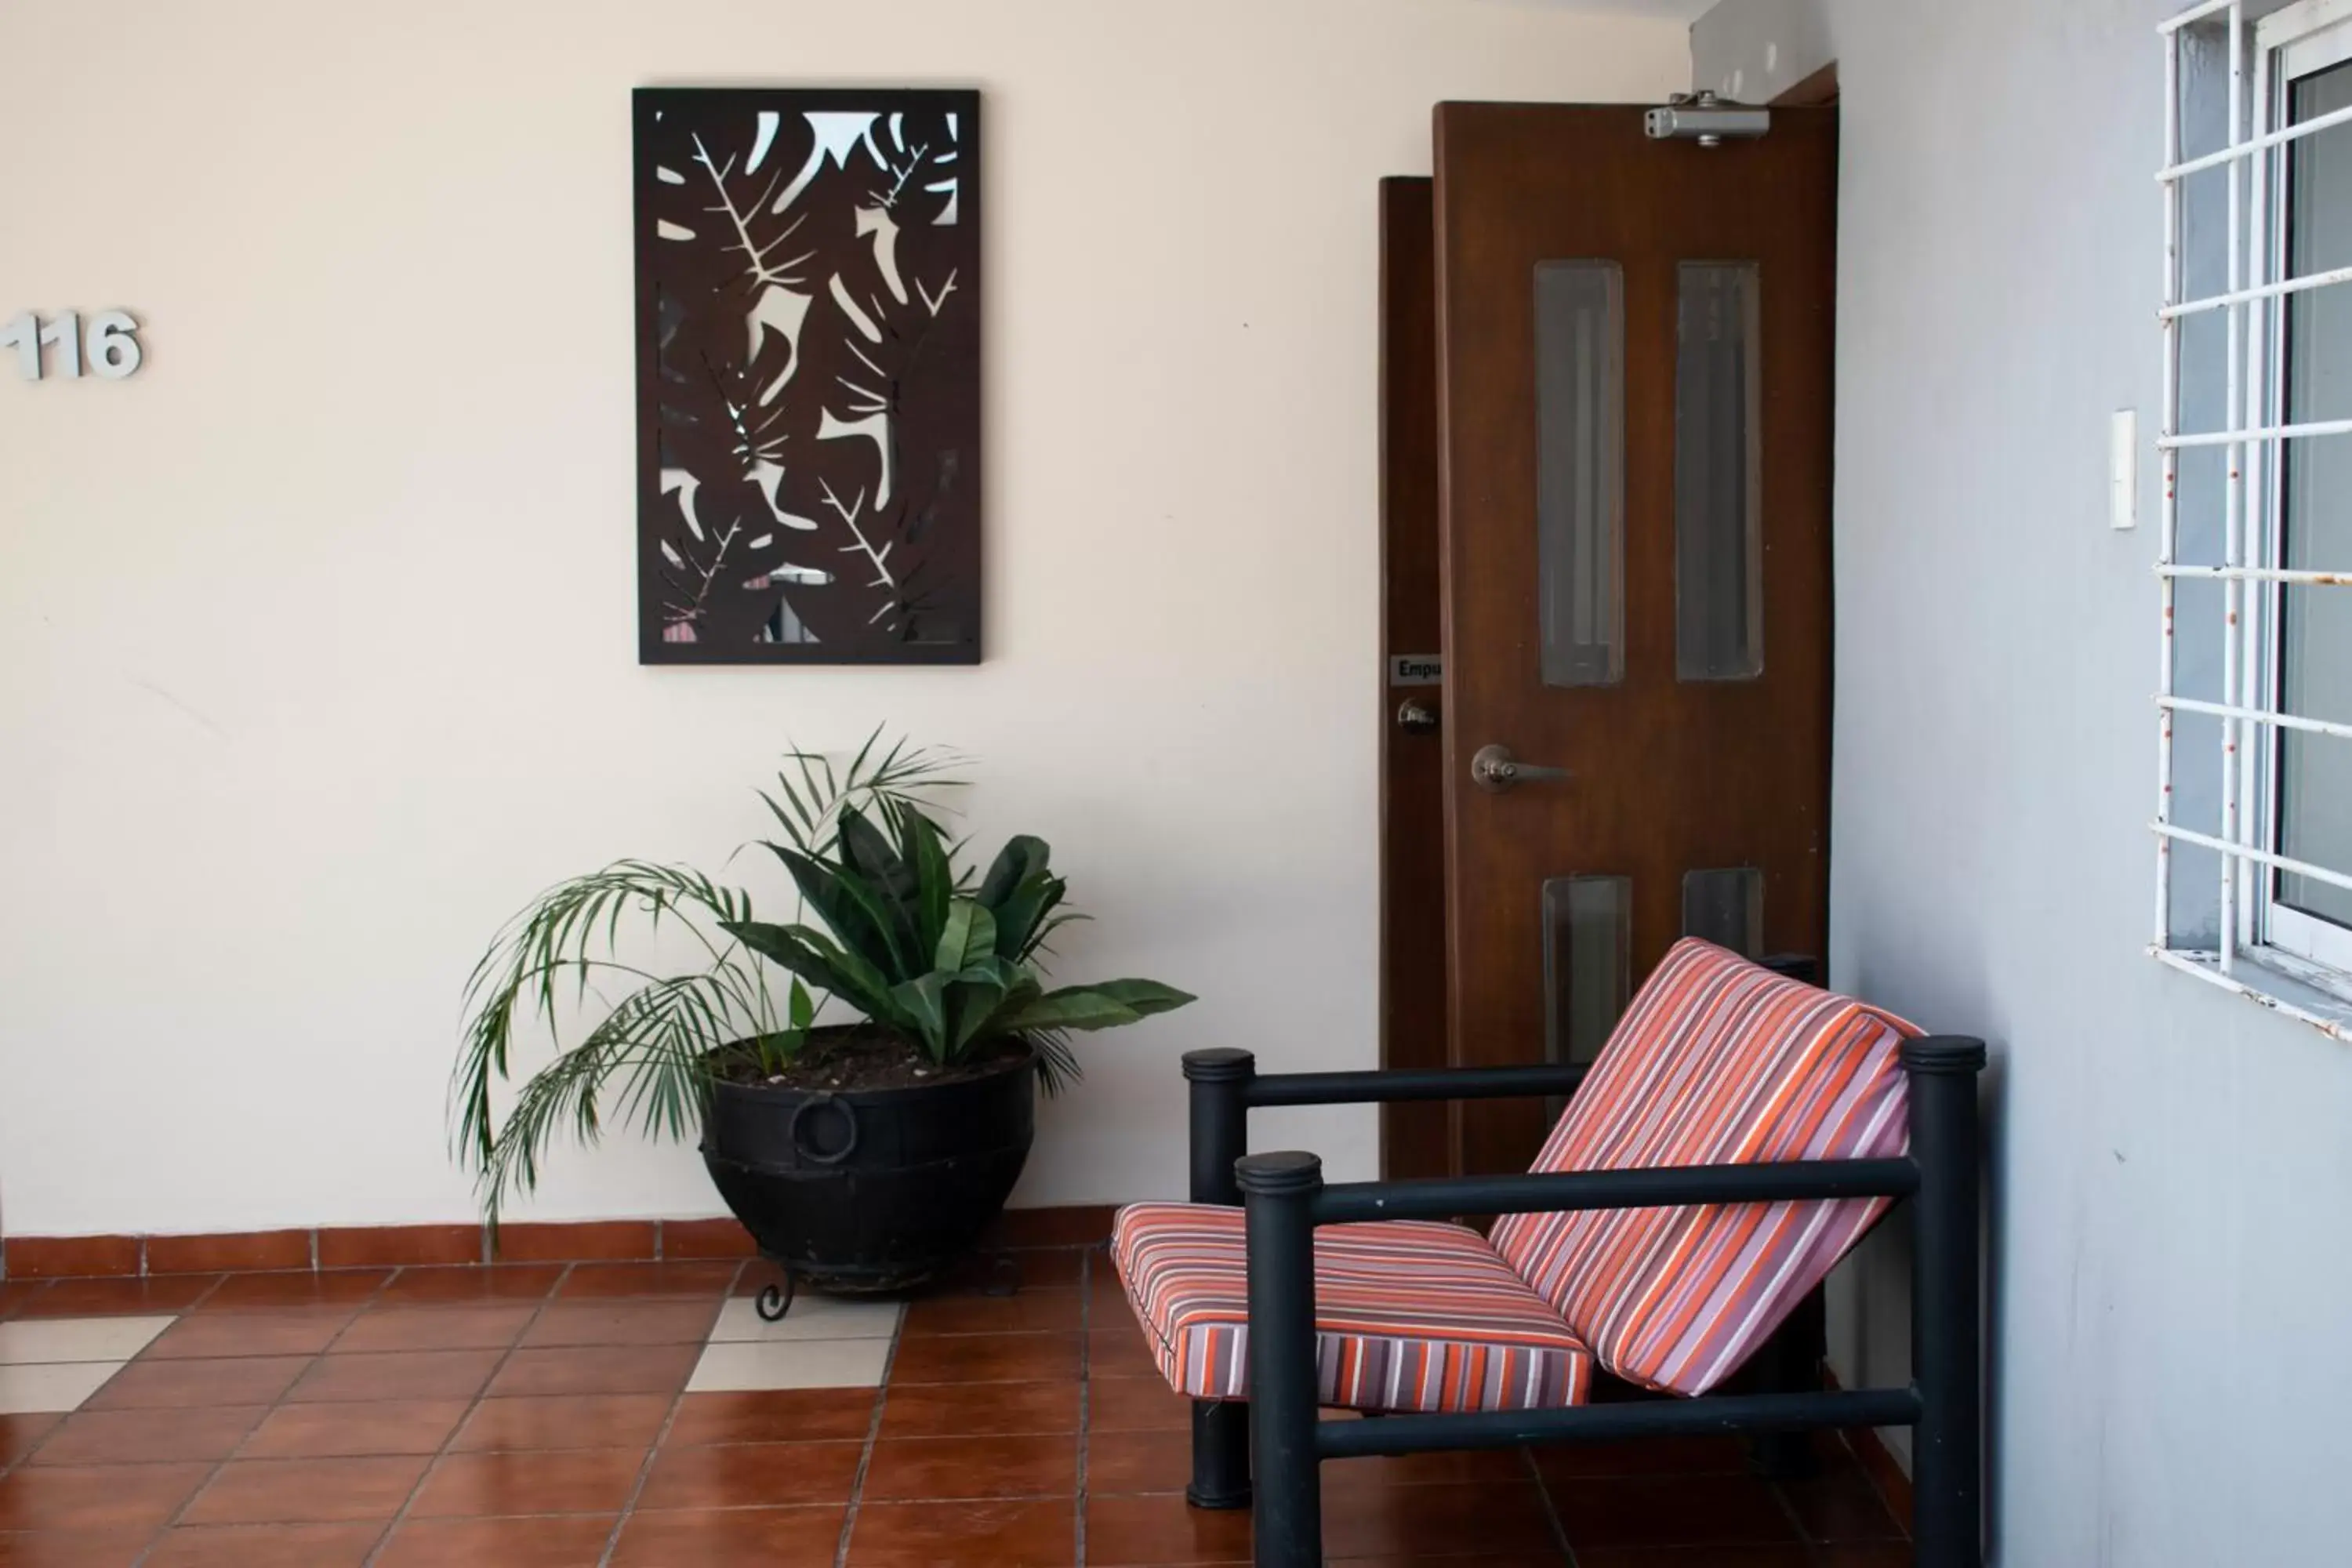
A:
[1534, 262, 1625, 687]
[1682, 867, 1763, 957]
[2279, 60, 2352, 930]
[1675, 262, 1764, 681]
[1541, 875, 1630, 1070]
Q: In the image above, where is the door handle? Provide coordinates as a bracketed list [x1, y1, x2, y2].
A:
[1472, 743, 1570, 792]
[1396, 699, 1439, 735]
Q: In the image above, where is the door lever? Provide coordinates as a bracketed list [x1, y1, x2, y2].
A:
[1472, 743, 1570, 792]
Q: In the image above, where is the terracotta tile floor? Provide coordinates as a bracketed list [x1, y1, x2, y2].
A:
[0, 1247, 1914, 1565]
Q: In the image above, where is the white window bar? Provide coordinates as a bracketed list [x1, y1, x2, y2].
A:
[2160, 563, 2352, 583]
[2156, 95, 2352, 181]
[2154, 823, 2352, 899]
[2157, 0, 2352, 1042]
[2159, 259, 2352, 321]
[2158, 694, 2352, 742]
[2158, 414, 2352, 445]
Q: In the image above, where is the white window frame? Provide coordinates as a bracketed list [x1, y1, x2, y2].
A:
[2256, 3, 2352, 982]
[2155, 0, 2352, 1039]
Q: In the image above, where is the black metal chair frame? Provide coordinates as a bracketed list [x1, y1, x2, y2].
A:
[1167, 1035, 1984, 1568]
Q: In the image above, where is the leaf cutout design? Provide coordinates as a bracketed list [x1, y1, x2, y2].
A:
[636, 90, 981, 660]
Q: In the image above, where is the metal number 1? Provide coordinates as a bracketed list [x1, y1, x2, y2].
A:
[0, 314, 35, 380]
[38, 312, 82, 378]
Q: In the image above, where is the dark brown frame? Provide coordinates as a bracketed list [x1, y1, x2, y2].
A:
[633, 87, 982, 665]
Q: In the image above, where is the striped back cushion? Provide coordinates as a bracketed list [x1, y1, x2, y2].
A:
[1491, 938, 1918, 1396]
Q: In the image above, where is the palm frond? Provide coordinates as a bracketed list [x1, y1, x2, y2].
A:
[452, 861, 766, 1204]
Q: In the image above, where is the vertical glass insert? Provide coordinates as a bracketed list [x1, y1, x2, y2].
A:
[2278, 60, 2352, 931]
[1675, 262, 1764, 681]
[1534, 262, 1625, 687]
[1682, 867, 1763, 958]
[1541, 876, 1630, 1072]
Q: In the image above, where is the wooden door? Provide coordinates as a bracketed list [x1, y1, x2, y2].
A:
[1377, 176, 1449, 1181]
[1434, 104, 1838, 1176]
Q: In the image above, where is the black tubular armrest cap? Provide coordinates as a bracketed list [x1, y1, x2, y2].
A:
[1185, 1048, 1261, 1086]
[1900, 1036, 1987, 1074]
[1183, 1047, 1258, 1082]
[1236, 1150, 1324, 1195]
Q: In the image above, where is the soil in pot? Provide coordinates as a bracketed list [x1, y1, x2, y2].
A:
[710, 1023, 1029, 1092]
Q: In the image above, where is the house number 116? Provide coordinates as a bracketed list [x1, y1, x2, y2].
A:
[1, 311, 143, 380]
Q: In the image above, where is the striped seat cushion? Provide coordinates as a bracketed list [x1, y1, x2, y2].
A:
[1110, 1202, 1592, 1414]
[1492, 938, 1919, 1396]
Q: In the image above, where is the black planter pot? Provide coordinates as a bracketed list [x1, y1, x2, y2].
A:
[699, 1047, 1036, 1294]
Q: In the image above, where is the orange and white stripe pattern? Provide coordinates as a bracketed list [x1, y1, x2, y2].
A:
[1491, 938, 1918, 1396]
[1110, 1203, 1592, 1414]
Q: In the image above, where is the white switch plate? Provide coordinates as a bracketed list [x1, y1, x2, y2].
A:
[2111, 409, 2139, 530]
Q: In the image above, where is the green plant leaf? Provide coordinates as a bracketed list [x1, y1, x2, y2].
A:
[954, 962, 1038, 1052]
[842, 808, 922, 959]
[764, 844, 913, 978]
[935, 898, 999, 974]
[996, 989, 1138, 1033]
[977, 835, 1051, 910]
[906, 809, 954, 956]
[788, 977, 815, 1030]
[997, 978, 1195, 1033]
[1080, 978, 1198, 1016]
[990, 871, 1066, 961]
[888, 972, 953, 1058]
[723, 920, 895, 1018]
[1028, 1028, 1081, 1095]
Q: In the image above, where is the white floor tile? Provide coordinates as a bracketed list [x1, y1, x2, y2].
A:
[685, 1336, 892, 1392]
[0, 1361, 122, 1414]
[710, 1294, 902, 1344]
[0, 1316, 176, 1365]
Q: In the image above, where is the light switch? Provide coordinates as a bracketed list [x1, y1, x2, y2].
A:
[2111, 409, 2138, 530]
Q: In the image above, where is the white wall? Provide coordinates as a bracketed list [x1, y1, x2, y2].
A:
[0, 1, 1687, 1238]
[1695, 3, 2352, 1564]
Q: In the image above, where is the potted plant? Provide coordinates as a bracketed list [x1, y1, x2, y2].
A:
[452, 736, 1192, 1301]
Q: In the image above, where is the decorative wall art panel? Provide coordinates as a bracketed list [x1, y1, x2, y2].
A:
[633, 89, 981, 663]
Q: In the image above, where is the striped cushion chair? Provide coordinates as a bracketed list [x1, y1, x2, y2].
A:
[1111, 938, 1918, 1412]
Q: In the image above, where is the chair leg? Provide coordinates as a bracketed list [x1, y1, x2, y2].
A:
[1240, 1152, 1326, 1568]
[1745, 1284, 1827, 1479]
[1182, 1050, 1261, 1511]
[1187, 1399, 1251, 1509]
[1904, 1038, 1985, 1567]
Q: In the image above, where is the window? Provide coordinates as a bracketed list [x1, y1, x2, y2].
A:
[2156, 0, 2352, 1036]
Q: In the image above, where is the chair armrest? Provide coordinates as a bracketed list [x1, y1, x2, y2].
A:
[1308, 1156, 1919, 1225]
[1181, 1050, 1592, 1207]
[1245, 1062, 1590, 1108]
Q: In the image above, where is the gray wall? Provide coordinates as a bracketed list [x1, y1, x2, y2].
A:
[1696, 3, 2352, 1564]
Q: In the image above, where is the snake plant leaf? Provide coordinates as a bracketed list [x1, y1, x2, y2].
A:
[942, 963, 1013, 1053]
[989, 872, 1066, 962]
[764, 844, 913, 977]
[839, 808, 918, 910]
[935, 898, 999, 974]
[957, 963, 1041, 1052]
[837, 806, 925, 968]
[1082, 978, 1197, 1016]
[995, 988, 1131, 1033]
[906, 809, 954, 956]
[723, 920, 893, 1018]
[889, 972, 953, 1058]
[977, 836, 1051, 910]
